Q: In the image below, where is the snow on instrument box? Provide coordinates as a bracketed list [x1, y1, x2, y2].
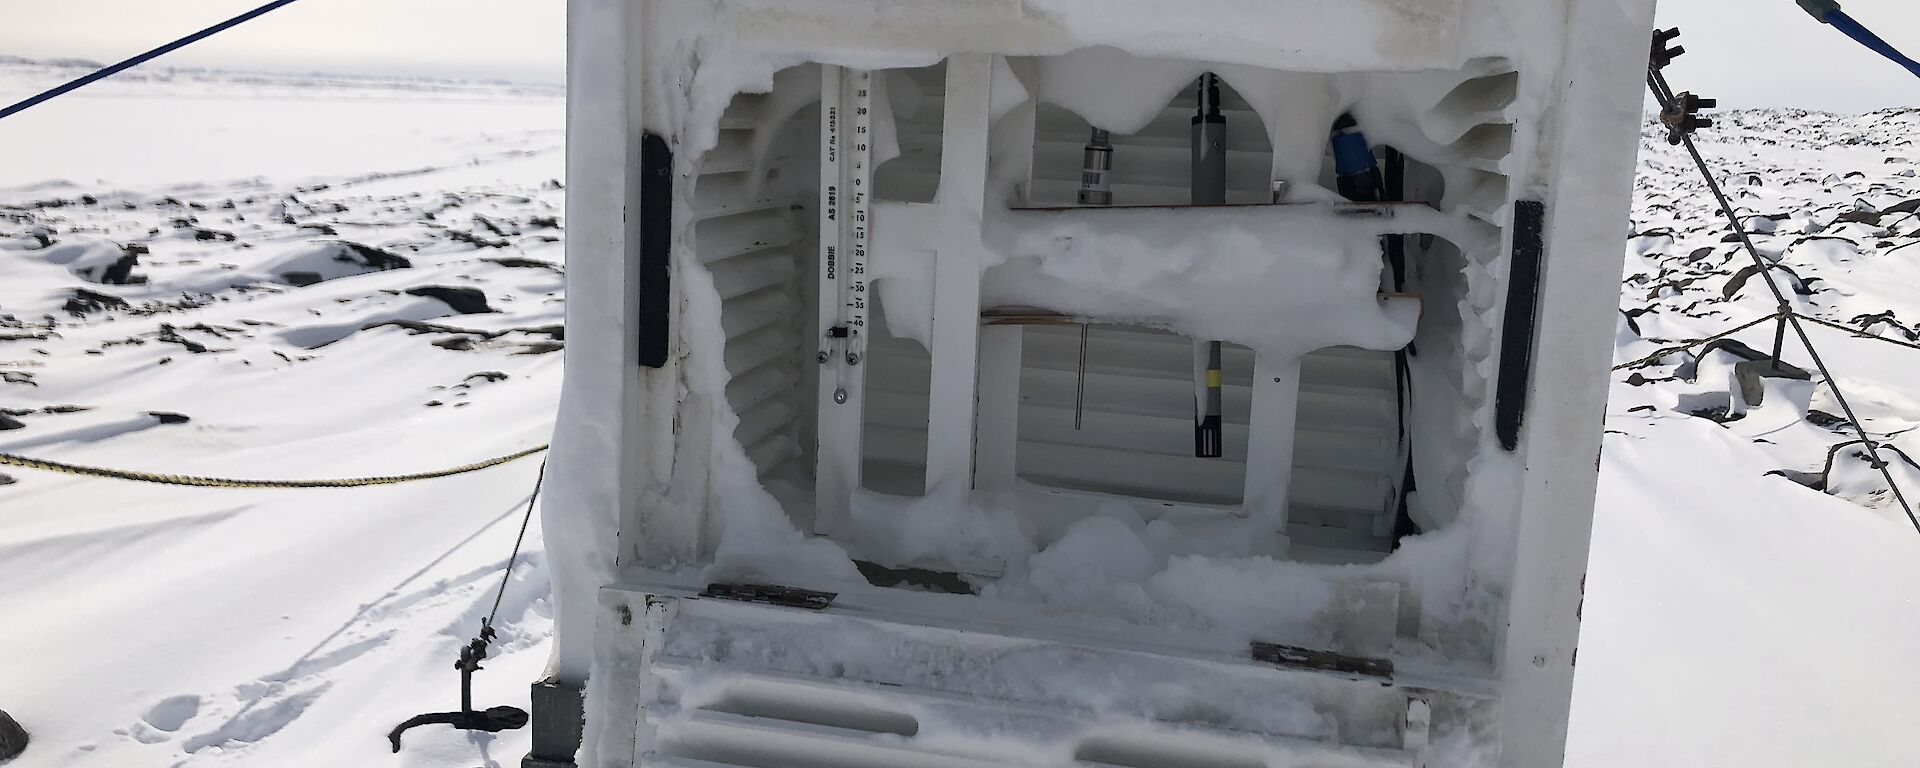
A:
[536, 1, 1657, 766]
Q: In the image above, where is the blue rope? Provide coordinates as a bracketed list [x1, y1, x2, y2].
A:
[0, 0, 303, 121]
[1828, 11, 1920, 78]
[1801, 0, 1920, 79]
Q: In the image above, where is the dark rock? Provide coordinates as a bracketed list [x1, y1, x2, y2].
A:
[1698, 337, 1801, 369]
[280, 271, 323, 287]
[1806, 410, 1853, 430]
[0, 708, 28, 760]
[1722, 263, 1812, 299]
[464, 371, 509, 384]
[96, 243, 148, 286]
[0, 473, 14, 486]
[155, 325, 212, 354]
[1733, 358, 1811, 407]
[145, 411, 191, 425]
[514, 341, 565, 355]
[482, 256, 560, 271]
[447, 229, 509, 248]
[40, 405, 89, 414]
[333, 242, 411, 271]
[1834, 210, 1882, 226]
[0, 413, 23, 431]
[528, 215, 560, 229]
[406, 286, 493, 314]
[432, 337, 478, 351]
[1673, 337, 1809, 383]
[1766, 469, 1827, 492]
[472, 214, 512, 237]
[62, 288, 130, 317]
[1885, 199, 1920, 215]
[1682, 404, 1745, 424]
[298, 223, 338, 236]
[376, 319, 489, 337]
[1621, 307, 1654, 337]
[1788, 234, 1860, 250]
[1849, 311, 1919, 341]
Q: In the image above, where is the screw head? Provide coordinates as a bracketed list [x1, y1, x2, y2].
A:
[833, 388, 849, 404]
[816, 351, 830, 364]
[1532, 655, 1548, 667]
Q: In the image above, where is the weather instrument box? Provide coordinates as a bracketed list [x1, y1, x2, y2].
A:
[534, 1, 1658, 765]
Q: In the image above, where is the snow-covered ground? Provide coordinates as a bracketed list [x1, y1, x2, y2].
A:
[1568, 110, 1920, 767]
[1, 59, 1917, 767]
[0, 62, 563, 768]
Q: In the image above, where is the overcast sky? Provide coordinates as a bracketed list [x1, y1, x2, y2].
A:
[1, 0, 1915, 111]
[1, 0, 566, 82]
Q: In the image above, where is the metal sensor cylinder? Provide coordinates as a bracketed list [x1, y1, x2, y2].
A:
[1191, 73, 1226, 458]
[1078, 128, 1113, 206]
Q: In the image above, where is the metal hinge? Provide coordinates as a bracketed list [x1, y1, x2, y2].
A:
[1250, 641, 1394, 681]
[701, 583, 837, 610]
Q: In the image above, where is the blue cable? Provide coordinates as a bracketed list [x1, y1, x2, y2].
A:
[0, 0, 303, 121]
[1828, 11, 1920, 78]
[1801, 0, 1920, 79]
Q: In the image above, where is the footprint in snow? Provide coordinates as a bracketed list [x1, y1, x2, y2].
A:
[181, 683, 329, 754]
[123, 694, 201, 744]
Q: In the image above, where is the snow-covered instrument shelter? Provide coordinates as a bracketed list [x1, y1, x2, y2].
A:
[532, 0, 1656, 766]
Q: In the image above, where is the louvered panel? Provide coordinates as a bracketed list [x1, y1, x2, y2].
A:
[720, 287, 798, 341]
[727, 365, 802, 415]
[625, 588, 1429, 768]
[709, 251, 799, 301]
[696, 110, 805, 481]
[735, 398, 799, 450]
[743, 432, 802, 478]
[723, 326, 796, 379]
[697, 207, 795, 263]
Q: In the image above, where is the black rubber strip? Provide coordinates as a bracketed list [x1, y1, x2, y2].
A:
[1496, 200, 1547, 451]
[637, 132, 672, 369]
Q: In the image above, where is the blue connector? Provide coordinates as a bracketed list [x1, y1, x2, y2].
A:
[1330, 113, 1383, 202]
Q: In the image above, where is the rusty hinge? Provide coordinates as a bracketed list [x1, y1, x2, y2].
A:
[1250, 641, 1394, 681]
[701, 583, 837, 610]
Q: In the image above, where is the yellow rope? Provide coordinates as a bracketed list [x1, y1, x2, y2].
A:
[1613, 311, 1783, 372]
[0, 445, 547, 488]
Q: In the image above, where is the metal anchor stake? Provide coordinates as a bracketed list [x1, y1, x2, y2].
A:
[387, 621, 529, 752]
